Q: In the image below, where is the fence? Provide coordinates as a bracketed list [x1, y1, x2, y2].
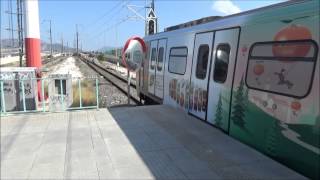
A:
[0, 76, 99, 116]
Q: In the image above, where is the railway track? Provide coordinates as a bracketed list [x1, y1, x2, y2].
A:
[80, 57, 141, 105]
[102, 63, 136, 88]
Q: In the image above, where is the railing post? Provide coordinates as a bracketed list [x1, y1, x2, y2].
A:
[78, 78, 82, 108]
[20, 80, 26, 112]
[0, 81, 6, 113]
[95, 77, 99, 109]
[60, 79, 64, 110]
[41, 78, 45, 112]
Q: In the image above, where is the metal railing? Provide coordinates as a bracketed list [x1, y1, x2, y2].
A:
[0, 76, 99, 116]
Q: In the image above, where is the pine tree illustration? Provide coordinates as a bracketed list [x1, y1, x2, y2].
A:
[215, 93, 223, 127]
[231, 77, 246, 127]
[266, 120, 280, 157]
[244, 87, 249, 106]
[314, 115, 320, 135]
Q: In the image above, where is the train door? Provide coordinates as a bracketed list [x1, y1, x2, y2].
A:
[155, 39, 167, 99]
[189, 32, 214, 120]
[148, 40, 158, 95]
[207, 28, 240, 132]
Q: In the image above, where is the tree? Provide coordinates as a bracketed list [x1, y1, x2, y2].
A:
[314, 115, 320, 135]
[266, 120, 280, 157]
[231, 77, 246, 127]
[215, 93, 223, 127]
[244, 87, 249, 106]
[97, 54, 105, 61]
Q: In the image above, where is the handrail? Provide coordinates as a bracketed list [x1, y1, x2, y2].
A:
[0, 76, 99, 116]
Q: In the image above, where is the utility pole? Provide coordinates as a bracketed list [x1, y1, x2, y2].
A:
[104, 31, 106, 50]
[76, 24, 79, 55]
[126, 0, 157, 36]
[66, 41, 68, 54]
[42, 19, 53, 57]
[19, 0, 23, 52]
[49, 20, 53, 57]
[61, 34, 64, 54]
[151, 0, 154, 10]
[73, 36, 76, 52]
[17, 0, 23, 66]
[10, 0, 15, 47]
[6, 0, 15, 47]
[146, 0, 157, 35]
[115, 25, 118, 58]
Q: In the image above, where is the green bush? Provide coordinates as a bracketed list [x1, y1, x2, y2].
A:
[71, 80, 97, 107]
[97, 54, 105, 61]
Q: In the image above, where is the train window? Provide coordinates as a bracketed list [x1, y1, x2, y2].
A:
[157, 47, 164, 71]
[168, 47, 188, 75]
[150, 48, 156, 70]
[246, 40, 318, 98]
[196, 44, 209, 79]
[213, 44, 230, 83]
[170, 48, 187, 56]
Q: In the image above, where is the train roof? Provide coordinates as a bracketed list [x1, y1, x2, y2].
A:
[164, 16, 222, 32]
[144, 0, 315, 39]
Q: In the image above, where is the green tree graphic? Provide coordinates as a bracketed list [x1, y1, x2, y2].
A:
[266, 120, 280, 157]
[215, 93, 223, 127]
[314, 115, 320, 135]
[231, 77, 246, 127]
[244, 87, 249, 106]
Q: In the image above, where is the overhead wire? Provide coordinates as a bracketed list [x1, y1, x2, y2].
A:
[90, 6, 145, 41]
[84, 0, 130, 35]
[80, 0, 130, 50]
[84, 0, 123, 30]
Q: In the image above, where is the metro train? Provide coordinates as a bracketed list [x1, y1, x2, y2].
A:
[136, 0, 319, 179]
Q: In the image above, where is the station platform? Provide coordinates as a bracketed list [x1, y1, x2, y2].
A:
[1, 105, 306, 179]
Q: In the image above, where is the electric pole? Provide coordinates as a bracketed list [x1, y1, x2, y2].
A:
[66, 41, 69, 54]
[76, 24, 79, 55]
[146, 0, 157, 35]
[19, 0, 23, 52]
[127, 0, 157, 36]
[60, 33, 63, 54]
[6, 0, 15, 47]
[17, 0, 24, 66]
[151, 0, 154, 10]
[42, 19, 53, 57]
[49, 20, 53, 57]
[115, 25, 118, 58]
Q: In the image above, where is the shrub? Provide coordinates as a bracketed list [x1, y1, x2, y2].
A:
[71, 80, 97, 107]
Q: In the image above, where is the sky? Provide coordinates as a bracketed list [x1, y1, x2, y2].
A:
[1, 0, 285, 51]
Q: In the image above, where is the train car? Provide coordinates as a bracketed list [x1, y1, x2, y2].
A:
[137, 0, 319, 178]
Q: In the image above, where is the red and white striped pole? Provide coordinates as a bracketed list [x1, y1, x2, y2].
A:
[24, 0, 42, 101]
[24, 0, 42, 68]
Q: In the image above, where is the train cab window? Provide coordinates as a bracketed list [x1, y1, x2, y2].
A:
[213, 44, 230, 83]
[157, 47, 164, 71]
[196, 45, 209, 79]
[150, 48, 156, 70]
[168, 47, 188, 75]
[246, 40, 318, 98]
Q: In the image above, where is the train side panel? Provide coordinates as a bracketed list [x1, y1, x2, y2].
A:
[229, 1, 319, 178]
[164, 33, 195, 110]
[139, 41, 150, 100]
[139, 1, 319, 178]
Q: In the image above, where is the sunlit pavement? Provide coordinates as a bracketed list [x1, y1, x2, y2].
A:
[0, 105, 306, 179]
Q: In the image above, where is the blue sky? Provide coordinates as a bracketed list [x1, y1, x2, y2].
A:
[1, 0, 284, 51]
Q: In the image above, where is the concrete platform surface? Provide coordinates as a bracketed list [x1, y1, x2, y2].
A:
[1, 105, 306, 179]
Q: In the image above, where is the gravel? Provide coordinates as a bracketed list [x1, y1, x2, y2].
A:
[75, 57, 135, 108]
